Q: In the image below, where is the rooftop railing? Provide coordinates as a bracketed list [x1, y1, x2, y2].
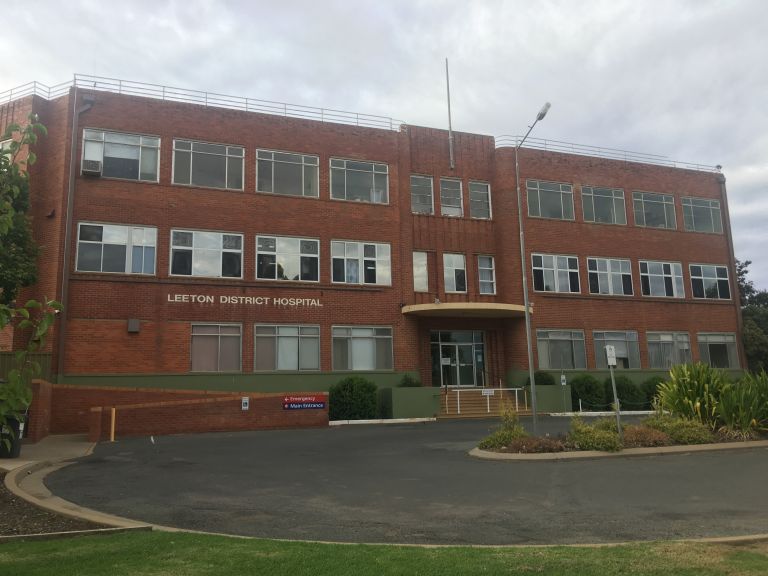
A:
[1, 74, 719, 172]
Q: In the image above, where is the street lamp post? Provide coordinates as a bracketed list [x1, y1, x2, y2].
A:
[515, 102, 551, 436]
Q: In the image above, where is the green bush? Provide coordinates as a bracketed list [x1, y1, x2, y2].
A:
[328, 376, 378, 420]
[641, 376, 666, 408]
[478, 427, 527, 450]
[570, 374, 605, 411]
[643, 414, 713, 444]
[398, 374, 422, 387]
[604, 375, 646, 410]
[717, 371, 768, 436]
[526, 371, 556, 386]
[622, 425, 671, 448]
[657, 363, 727, 429]
[567, 417, 622, 452]
[505, 436, 567, 453]
[592, 417, 621, 433]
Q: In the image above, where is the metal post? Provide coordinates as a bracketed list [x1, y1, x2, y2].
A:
[446, 58, 455, 170]
[608, 364, 622, 443]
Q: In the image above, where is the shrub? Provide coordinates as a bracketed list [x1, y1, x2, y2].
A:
[567, 417, 622, 452]
[656, 363, 726, 430]
[526, 371, 556, 386]
[640, 376, 666, 409]
[604, 375, 646, 410]
[328, 376, 378, 420]
[504, 436, 567, 453]
[570, 374, 605, 412]
[478, 427, 527, 450]
[592, 417, 621, 433]
[717, 371, 768, 435]
[643, 414, 714, 445]
[622, 425, 671, 448]
[398, 374, 422, 387]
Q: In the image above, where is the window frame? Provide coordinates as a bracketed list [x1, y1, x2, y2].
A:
[440, 178, 464, 217]
[632, 191, 677, 230]
[255, 148, 320, 198]
[690, 263, 731, 300]
[332, 325, 394, 371]
[413, 251, 428, 293]
[536, 329, 587, 370]
[639, 260, 685, 298]
[253, 324, 321, 372]
[646, 331, 692, 369]
[587, 257, 633, 296]
[330, 157, 389, 205]
[531, 253, 580, 293]
[410, 175, 434, 215]
[477, 255, 496, 295]
[443, 253, 467, 293]
[682, 197, 723, 234]
[75, 222, 157, 275]
[526, 179, 575, 221]
[697, 332, 739, 369]
[593, 330, 641, 369]
[469, 181, 492, 220]
[581, 185, 626, 225]
[256, 235, 320, 283]
[172, 138, 245, 191]
[331, 240, 392, 286]
[81, 128, 160, 182]
[169, 228, 244, 279]
[190, 323, 242, 373]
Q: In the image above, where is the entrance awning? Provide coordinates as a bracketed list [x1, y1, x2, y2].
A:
[401, 302, 530, 318]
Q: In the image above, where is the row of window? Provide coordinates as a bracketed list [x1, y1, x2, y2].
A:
[537, 330, 739, 370]
[531, 253, 731, 300]
[525, 180, 723, 234]
[410, 176, 491, 219]
[191, 324, 393, 372]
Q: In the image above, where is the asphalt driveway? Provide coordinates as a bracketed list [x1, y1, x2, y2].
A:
[47, 418, 768, 545]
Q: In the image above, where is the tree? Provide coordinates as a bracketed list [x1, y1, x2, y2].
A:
[0, 114, 46, 305]
[735, 259, 768, 371]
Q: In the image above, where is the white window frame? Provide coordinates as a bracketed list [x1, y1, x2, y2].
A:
[443, 253, 467, 293]
[690, 263, 731, 300]
[633, 191, 677, 230]
[81, 129, 160, 182]
[526, 179, 575, 221]
[639, 260, 685, 298]
[647, 332, 691, 369]
[172, 139, 245, 190]
[331, 240, 391, 286]
[581, 186, 626, 225]
[410, 175, 434, 215]
[75, 222, 157, 275]
[332, 326, 393, 371]
[536, 329, 587, 370]
[440, 178, 463, 217]
[587, 257, 633, 296]
[477, 255, 496, 295]
[254, 324, 320, 372]
[469, 181, 492, 220]
[413, 251, 428, 293]
[330, 158, 389, 204]
[190, 323, 242, 372]
[256, 235, 320, 283]
[532, 253, 580, 293]
[256, 149, 319, 198]
[593, 330, 641, 369]
[682, 197, 723, 234]
[697, 333, 739, 369]
[170, 229, 243, 279]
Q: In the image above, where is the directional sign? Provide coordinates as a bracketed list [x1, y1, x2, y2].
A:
[605, 345, 617, 367]
[282, 395, 327, 410]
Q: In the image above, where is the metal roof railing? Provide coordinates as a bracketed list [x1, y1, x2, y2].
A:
[495, 135, 720, 173]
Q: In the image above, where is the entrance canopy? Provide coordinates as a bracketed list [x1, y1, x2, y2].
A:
[401, 302, 530, 318]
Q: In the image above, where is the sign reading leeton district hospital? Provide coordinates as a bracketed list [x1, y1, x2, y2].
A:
[167, 293, 323, 307]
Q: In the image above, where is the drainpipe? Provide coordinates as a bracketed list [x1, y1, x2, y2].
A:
[55, 84, 94, 382]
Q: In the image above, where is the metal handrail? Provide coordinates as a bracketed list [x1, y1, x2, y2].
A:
[443, 387, 527, 415]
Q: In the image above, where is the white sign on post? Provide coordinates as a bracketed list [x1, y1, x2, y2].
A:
[605, 345, 617, 367]
[241, 397, 250, 411]
[560, 374, 567, 386]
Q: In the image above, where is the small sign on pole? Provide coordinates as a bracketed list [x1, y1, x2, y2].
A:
[241, 397, 250, 411]
[604, 345, 623, 442]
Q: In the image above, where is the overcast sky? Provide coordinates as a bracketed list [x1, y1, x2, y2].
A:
[2, 0, 767, 287]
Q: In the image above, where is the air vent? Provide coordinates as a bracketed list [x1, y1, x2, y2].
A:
[82, 159, 102, 176]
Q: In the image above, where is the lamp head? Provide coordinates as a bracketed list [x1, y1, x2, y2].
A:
[536, 102, 551, 122]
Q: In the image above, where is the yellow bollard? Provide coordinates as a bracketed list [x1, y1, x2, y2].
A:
[110, 407, 116, 442]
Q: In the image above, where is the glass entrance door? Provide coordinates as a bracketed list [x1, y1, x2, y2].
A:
[431, 331, 485, 387]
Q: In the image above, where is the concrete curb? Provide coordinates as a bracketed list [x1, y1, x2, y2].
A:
[470, 439, 768, 461]
[329, 417, 436, 426]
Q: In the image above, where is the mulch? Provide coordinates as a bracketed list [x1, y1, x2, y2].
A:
[0, 472, 104, 536]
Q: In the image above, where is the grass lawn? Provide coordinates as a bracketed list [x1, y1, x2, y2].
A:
[0, 531, 767, 575]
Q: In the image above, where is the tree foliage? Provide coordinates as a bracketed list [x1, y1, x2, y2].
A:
[735, 259, 768, 371]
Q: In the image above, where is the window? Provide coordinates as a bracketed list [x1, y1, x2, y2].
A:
[698, 333, 739, 369]
[0, 139, 13, 155]
[82, 129, 159, 181]
[647, 332, 691, 369]
[440, 179, 463, 217]
[173, 139, 244, 190]
[690, 264, 730, 300]
[682, 197, 723, 234]
[170, 229, 243, 278]
[254, 325, 320, 371]
[191, 324, 241, 372]
[640, 260, 684, 298]
[413, 251, 428, 292]
[330, 158, 388, 204]
[633, 191, 676, 229]
[469, 181, 491, 219]
[256, 236, 319, 282]
[478, 255, 495, 294]
[532, 254, 580, 293]
[527, 180, 574, 220]
[410, 175, 434, 214]
[332, 326, 393, 371]
[536, 330, 586, 370]
[443, 253, 466, 293]
[593, 331, 640, 369]
[582, 186, 626, 225]
[76, 223, 156, 274]
[587, 257, 633, 296]
[331, 241, 391, 285]
[256, 150, 318, 197]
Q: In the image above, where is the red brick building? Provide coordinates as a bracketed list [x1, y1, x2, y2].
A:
[0, 76, 743, 395]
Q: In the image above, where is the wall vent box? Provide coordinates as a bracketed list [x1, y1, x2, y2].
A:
[82, 159, 102, 176]
[127, 319, 141, 333]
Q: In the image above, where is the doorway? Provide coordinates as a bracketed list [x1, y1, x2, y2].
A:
[430, 331, 485, 387]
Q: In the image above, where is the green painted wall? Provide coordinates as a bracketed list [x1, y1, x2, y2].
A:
[507, 368, 744, 387]
[379, 387, 441, 419]
[524, 385, 573, 412]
